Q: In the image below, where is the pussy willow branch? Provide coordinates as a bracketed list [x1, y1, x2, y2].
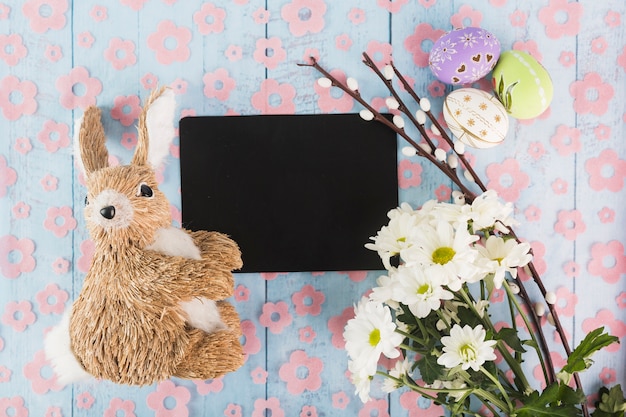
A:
[299, 54, 588, 415]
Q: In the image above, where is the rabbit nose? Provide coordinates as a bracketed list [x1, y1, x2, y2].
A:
[100, 206, 116, 220]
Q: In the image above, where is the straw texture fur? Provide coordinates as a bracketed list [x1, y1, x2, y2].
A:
[49, 88, 244, 386]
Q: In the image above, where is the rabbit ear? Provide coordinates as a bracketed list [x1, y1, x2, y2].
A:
[131, 87, 176, 169]
[75, 106, 109, 175]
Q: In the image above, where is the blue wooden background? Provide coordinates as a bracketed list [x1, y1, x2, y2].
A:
[1, 0, 625, 416]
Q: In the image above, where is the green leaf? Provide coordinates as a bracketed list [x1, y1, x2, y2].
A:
[495, 327, 526, 353]
[515, 383, 583, 417]
[561, 327, 619, 375]
[592, 385, 626, 417]
[416, 353, 446, 385]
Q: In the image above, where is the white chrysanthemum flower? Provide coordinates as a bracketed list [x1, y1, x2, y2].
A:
[382, 358, 411, 393]
[348, 360, 372, 403]
[344, 297, 403, 378]
[392, 265, 453, 318]
[365, 208, 421, 270]
[426, 378, 468, 401]
[462, 189, 518, 233]
[437, 324, 497, 372]
[401, 221, 481, 290]
[475, 235, 532, 289]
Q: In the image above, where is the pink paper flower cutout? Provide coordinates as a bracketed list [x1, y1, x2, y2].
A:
[55, 66, 102, 110]
[292, 284, 325, 316]
[251, 366, 268, 384]
[598, 207, 615, 224]
[40, 173, 58, 192]
[193, 377, 223, 395]
[193, 2, 226, 34]
[77, 31, 94, 48]
[527, 141, 546, 161]
[524, 205, 541, 222]
[588, 240, 626, 284]
[451, 4, 482, 28]
[348, 8, 365, 25]
[600, 367, 617, 386]
[141, 73, 159, 90]
[327, 306, 353, 349]
[605, 10, 621, 27]
[2, 300, 36, 331]
[582, 310, 626, 353]
[241, 319, 261, 355]
[104, 38, 137, 70]
[313, 69, 353, 113]
[110, 95, 141, 127]
[203, 68, 235, 101]
[147, 380, 191, 417]
[36, 283, 69, 315]
[104, 398, 136, 417]
[585, 149, 626, 192]
[563, 260, 580, 279]
[404, 23, 445, 68]
[224, 403, 242, 417]
[77, 391, 95, 409]
[427, 80, 446, 98]
[591, 36, 608, 55]
[365, 40, 392, 70]
[550, 125, 581, 156]
[510, 9, 528, 27]
[0, 75, 38, 120]
[0, 155, 17, 197]
[0, 34, 27, 66]
[553, 286, 577, 316]
[120, 0, 148, 11]
[513, 40, 542, 62]
[570, 72, 614, 116]
[279, 350, 322, 395]
[14, 137, 32, 155]
[281, 0, 326, 37]
[299, 325, 316, 343]
[259, 301, 292, 334]
[0, 4, 10, 20]
[0, 235, 36, 279]
[617, 292, 626, 309]
[363, 398, 391, 416]
[594, 124, 611, 141]
[559, 50, 576, 67]
[253, 7, 270, 24]
[44, 205, 77, 238]
[251, 79, 296, 115]
[377, 0, 408, 13]
[252, 397, 284, 417]
[253, 37, 287, 70]
[617, 45, 626, 71]
[0, 397, 28, 417]
[37, 119, 70, 153]
[90, 5, 107, 21]
[0, 365, 11, 382]
[332, 391, 349, 409]
[24, 350, 62, 393]
[538, 0, 583, 39]
[400, 390, 443, 416]
[52, 257, 70, 274]
[224, 44, 242, 62]
[12, 201, 30, 219]
[551, 178, 568, 195]
[485, 158, 530, 202]
[147, 20, 192, 65]
[399, 159, 422, 189]
[335, 33, 352, 51]
[22, 0, 68, 33]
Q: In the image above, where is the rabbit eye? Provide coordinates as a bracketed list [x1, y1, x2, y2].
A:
[138, 183, 153, 198]
[84, 195, 89, 206]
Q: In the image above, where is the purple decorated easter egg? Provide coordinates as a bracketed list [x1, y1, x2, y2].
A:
[429, 27, 501, 85]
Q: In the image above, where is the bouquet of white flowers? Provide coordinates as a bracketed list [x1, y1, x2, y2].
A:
[301, 53, 624, 417]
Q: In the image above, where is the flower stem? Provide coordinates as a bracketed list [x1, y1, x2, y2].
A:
[480, 366, 515, 413]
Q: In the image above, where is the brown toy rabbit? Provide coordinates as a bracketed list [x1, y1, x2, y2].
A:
[45, 87, 245, 386]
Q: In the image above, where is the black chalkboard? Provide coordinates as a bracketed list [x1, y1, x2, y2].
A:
[179, 114, 398, 273]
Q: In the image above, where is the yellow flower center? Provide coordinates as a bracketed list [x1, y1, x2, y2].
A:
[460, 343, 478, 362]
[369, 328, 381, 347]
[417, 284, 431, 295]
[432, 246, 456, 265]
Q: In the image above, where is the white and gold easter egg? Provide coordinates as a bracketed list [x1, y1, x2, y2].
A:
[491, 50, 553, 119]
[443, 88, 509, 149]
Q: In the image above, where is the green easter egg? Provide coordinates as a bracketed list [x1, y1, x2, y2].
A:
[492, 50, 553, 119]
